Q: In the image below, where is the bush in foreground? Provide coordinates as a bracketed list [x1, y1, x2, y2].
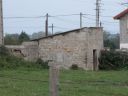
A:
[99, 50, 128, 70]
[0, 46, 49, 70]
[70, 64, 79, 70]
[36, 58, 49, 69]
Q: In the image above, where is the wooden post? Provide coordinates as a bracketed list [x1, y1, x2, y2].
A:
[45, 13, 49, 37]
[49, 62, 59, 96]
[0, 0, 4, 45]
[52, 24, 54, 35]
[80, 12, 82, 29]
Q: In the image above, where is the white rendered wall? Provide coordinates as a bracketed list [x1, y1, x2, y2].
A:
[120, 43, 128, 49]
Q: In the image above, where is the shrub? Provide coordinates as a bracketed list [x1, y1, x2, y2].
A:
[99, 50, 128, 70]
[70, 64, 79, 70]
[36, 58, 49, 69]
[0, 46, 10, 56]
[0, 46, 48, 70]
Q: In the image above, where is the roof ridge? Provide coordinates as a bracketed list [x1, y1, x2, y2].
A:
[114, 8, 128, 19]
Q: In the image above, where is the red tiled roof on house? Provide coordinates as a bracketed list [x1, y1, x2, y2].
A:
[114, 8, 128, 19]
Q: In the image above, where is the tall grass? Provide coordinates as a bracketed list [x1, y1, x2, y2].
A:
[0, 46, 49, 70]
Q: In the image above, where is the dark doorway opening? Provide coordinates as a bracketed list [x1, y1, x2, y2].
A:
[93, 49, 97, 71]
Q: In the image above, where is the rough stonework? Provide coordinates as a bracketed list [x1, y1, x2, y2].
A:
[0, 1, 104, 70]
[6, 45, 25, 57]
[6, 27, 103, 70]
[36, 27, 103, 70]
[6, 41, 38, 61]
[22, 42, 39, 61]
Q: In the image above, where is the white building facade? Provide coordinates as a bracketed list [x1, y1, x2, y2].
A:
[114, 8, 128, 49]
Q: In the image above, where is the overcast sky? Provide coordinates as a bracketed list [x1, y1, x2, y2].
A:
[3, 0, 127, 35]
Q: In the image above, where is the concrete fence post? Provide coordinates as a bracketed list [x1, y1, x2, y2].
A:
[49, 61, 59, 96]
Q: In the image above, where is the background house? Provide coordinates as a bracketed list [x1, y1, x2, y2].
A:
[114, 8, 128, 49]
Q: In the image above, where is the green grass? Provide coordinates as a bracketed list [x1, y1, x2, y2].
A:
[0, 69, 128, 96]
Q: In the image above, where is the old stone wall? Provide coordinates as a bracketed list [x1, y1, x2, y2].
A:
[6, 45, 25, 57]
[39, 29, 87, 69]
[6, 27, 103, 70]
[22, 41, 39, 61]
[86, 28, 103, 70]
[38, 27, 103, 70]
[6, 41, 39, 61]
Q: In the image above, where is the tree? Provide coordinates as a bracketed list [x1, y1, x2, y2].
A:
[31, 31, 45, 39]
[103, 31, 120, 49]
[31, 31, 52, 40]
[4, 34, 20, 45]
[19, 31, 30, 44]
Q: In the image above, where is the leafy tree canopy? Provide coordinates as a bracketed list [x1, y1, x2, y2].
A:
[103, 31, 120, 49]
[4, 34, 20, 45]
[18, 31, 30, 44]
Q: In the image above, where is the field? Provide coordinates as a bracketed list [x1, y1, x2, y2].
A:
[0, 69, 128, 96]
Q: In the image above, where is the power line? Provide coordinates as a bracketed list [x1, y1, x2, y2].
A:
[3, 13, 114, 20]
[3, 12, 118, 34]
[51, 16, 79, 26]
[120, 2, 128, 7]
[50, 14, 80, 17]
[82, 15, 118, 24]
[4, 19, 44, 23]
[54, 26, 70, 30]
[3, 14, 79, 19]
[3, 16, 45, 19]
[85, 14, 113, 18]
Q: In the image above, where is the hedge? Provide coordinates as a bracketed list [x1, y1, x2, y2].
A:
[99, 50, 128, 70]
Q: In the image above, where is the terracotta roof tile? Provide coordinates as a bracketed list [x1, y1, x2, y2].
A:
[114, 8, 128, 19]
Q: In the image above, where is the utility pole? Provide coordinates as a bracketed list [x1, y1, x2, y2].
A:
[49, 24, 54, 35]
[96, 0, 101, 27]
[0, 0, 3, 45]
[52, 24, 54, 35]
[100, 22, 102, 27]
[45, 13, 49, 37]
[80, 12, 82, 29]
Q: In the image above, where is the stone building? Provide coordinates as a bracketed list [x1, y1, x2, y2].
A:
[114, 8, 128, 49]
[0, 0, 103, 70]
[33, 27, 103, 70]
[6, 27, 103, 70]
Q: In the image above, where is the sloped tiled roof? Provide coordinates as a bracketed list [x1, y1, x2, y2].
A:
[114, 8, 128, 19]
[31, 27, 101, 41]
